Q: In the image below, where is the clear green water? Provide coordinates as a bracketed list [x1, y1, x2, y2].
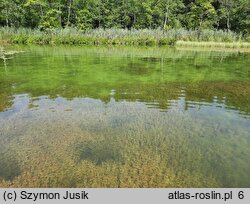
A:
[0, 46, 250, 187]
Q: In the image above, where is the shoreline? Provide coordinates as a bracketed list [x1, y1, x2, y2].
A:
[1, 40, 250, 53]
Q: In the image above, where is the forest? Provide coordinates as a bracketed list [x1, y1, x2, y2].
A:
[0, 0, 249, 34]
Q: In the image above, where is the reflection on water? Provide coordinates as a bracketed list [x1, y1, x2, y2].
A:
[0, 46, 250, 187]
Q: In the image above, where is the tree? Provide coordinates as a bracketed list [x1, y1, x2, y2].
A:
[231, 0, 250, 35]
[75, 0, 95, 30]
[39, 9, 62, 30]
[0, 0, 248, 34]
[24, 0, 46, 17]
[188, 0, 217, 30]
[157, 0, 184, 30]
[66, 0, 73, 26]
[218, 0, 234, 31]
[0, 0, 26, 27]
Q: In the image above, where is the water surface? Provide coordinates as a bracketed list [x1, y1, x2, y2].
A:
[0, 46, 250, 187]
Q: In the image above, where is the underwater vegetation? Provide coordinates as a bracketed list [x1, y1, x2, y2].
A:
[0, 96, 249, 188]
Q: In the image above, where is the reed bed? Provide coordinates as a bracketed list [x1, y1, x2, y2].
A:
[0, 27, 247, 47]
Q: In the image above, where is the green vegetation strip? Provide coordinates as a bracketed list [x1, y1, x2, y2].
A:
[1, 28, 249, 47]
[176, 41, 250, 48]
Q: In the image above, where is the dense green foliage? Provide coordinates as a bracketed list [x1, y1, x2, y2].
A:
[0, 0, 249, 35]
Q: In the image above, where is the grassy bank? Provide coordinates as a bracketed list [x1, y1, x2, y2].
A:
[0, 27, 249, 47]
[176, 41, 250, 48]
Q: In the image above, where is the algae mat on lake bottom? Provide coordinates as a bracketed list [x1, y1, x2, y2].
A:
[0, 46, 250, 187]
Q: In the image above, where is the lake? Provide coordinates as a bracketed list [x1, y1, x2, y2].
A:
[0, 46, 249, 187]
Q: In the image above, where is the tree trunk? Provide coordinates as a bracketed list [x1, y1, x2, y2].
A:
[6, 8, 9, 27]
[133, 14, 136, 27]
[98, 8, 101, 28]
[67, 0, 73, 27]
[227, 11, 230, 32]
[58, 5, 62, 27]
[39, 5, 44, 17]
[163, 4, 169, 31]
[6, 18, 9, 27]
[197, 16, 203, 41]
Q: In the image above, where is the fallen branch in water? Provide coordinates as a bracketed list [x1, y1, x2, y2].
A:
[0, 47, 24, 61]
